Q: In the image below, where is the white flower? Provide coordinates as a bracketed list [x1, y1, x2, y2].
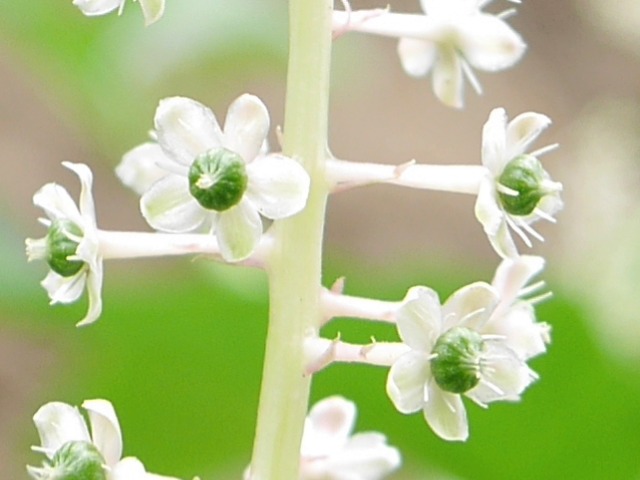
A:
[136, 94, 310, 262]
[26, 162, 103, 327]
[72, 0, 165, 26]
[486, 255, 551, 359]
[334, 0, 525, 107]
[475, 107, 563, 258]
[28, 399, 180, 480]
[387, 282, 536, 441]
[299, 396, 401, 480]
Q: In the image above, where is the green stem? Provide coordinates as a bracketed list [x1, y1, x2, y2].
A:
[248, 0, 332, 479]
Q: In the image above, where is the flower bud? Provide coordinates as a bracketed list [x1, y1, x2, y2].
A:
[29, 441, 106, 480]
[46, 220, 85, 277]
[430, 327, 484, 393]
[497, 154, 548, 216]
[188, 148, 248, 211]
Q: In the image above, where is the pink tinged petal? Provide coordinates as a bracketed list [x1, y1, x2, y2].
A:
[423, 380, 468, 441]
[33, 183, 83, 227]
[42, 269, 87, 305]
[456, 15, 526, 71]
[442, 281, 498, 331]
[324, 433, 401, 480]
[336, 11, 434, 39]
[432, 45, 464, 108]
[216, 200, 262, 262]
[76, 257, 103, 327]
[397, 38, 437, 78]
[72, 0, 123, 16]
[506, 112, 552, 159]
[222, 94, 270, 163]
[386, 351, 431, 414]
[138, 0, 165, 25]
[466, 343, 535, 405]
[397, 286, 443, 351]
[33, 402, 91, 458]
[301, 396, 355, 458]
[245, 154, 310, 219]
[82, 399, 122, 467]
[481, 108, 508, 174]
[63, 162, 97, 228]
[116, 143, 170, 196]
[492, 255, 545, 305]
[140, 174, 208, 233]
[154, 97, 223, 166]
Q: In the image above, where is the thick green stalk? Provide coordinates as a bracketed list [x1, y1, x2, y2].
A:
[249, 0, 332, 479]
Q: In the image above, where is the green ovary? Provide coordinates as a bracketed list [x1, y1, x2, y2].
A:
[498, 154, 546, 216]
[188, 148, 248, 212]
[430, 326, 484, 394]
[46, 220, 85, 277]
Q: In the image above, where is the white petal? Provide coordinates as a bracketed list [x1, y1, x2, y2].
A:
[397, 38, 436, 78]
[442, 281, 498, 331]
[432, 45, 464, 108]
[216, 200, 262, 262]
[423, 380, 468, 441]
[116, 143, 170, 196]
[475, 179, 518, 258]
[33, 402, 91, 458]
[386, 351, 430, 414]
[492, 255, 545, 305]
[140, 174, 208, 233]
[63, 162, 97, 229]
[75, 257, 104, 327]
[33, 183, 83, 227]
[223, 94, 270, 163]
[301, 396, 355, 458]
[396, 286, 442, 351]
[506, 112, 552, 159]
[466, 343, 535, 404]
[481, 108, 508, 174]
[322, 432, 401, 480]
[487, 303, 550, 359]
[82, 399, 122, 467]
[420, 0, 478, 15]
[154, 97, 223, 166]
[41, 270, 87, 305]
[72, 0, 123, 16]
[138, 0, 165, 25]
[245, 154, 310, 219]
[110, 457, 147, 480]
[457, 15, 526, 71]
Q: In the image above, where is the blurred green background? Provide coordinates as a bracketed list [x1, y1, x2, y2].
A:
[2, 0, 640, 478]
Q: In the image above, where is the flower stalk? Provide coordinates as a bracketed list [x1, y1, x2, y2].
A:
[248, 0, 333, 478]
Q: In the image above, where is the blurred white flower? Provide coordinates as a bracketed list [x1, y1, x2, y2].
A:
[475, 107, 563, 258]
[134, 95, 310, 262]
[299, 396, 401, 480]
[333, 0, 525, 107]
[28, 399, 180, 480]
[72, 0, 165, 26]
[25, 162, 103, 327]
[387, 282, 536, 441]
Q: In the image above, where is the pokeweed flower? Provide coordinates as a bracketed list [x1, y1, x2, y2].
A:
[299, 396, 401, 480]
[28, 399, 180, 480]
[72, 0, 165, 26]
[333, 0, 526, 107]
[133, 95, 310, 262]
[25, 162, 103, 327]
[387, 282, 536, 441]
[475, 107, 563, 258]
